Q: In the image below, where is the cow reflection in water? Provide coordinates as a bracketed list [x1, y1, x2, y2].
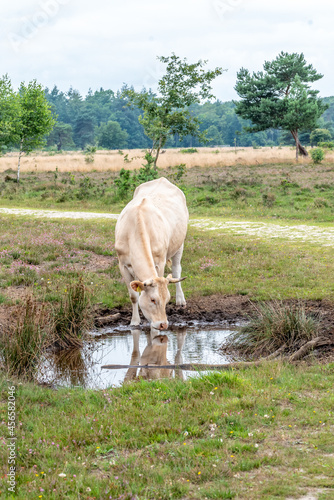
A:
[124, 328, 186, 382]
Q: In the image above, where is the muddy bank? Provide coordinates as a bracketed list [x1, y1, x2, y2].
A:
[95, 294, 334, 333]
[1, 293, 334, 340]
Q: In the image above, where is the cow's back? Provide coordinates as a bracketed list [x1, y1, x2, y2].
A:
[115, 178, 188, 260]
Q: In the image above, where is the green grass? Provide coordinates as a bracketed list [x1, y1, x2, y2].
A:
[1, 214, 334, 311]
[2, 161, 334, 222]
[1, 363, 333, 499]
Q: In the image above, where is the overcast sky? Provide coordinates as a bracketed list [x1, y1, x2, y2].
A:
[1, 0, 334, 101]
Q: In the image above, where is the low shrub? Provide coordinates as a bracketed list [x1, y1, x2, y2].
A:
[53, 277, 93, 349]
[311, 148, 324, 164]
[262, 192, 276, 207]
[224, 301, 319, 358]
[180, 148, 198, 154]
[0, 297, 51, 379]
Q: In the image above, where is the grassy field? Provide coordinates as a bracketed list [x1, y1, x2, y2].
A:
[2, 146, 334, 173]
[1, 216, 334, 312]
[1, 155, 334, 499]
[1, 362, 333, 499]
[1, 157, 334, 222]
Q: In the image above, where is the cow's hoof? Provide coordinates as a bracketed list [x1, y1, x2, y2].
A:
[176, 302, 186, 308]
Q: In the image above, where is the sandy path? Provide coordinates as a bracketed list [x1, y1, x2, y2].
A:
[0, 207, 333, 247]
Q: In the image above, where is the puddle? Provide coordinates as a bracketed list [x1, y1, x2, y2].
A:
[39, 325, 236, 389]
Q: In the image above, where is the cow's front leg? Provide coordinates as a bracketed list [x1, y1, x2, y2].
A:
[119, 264, 141, 325]
[172, 245, 186, 306]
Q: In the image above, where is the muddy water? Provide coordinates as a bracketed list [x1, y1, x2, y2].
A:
[40, 324, 236, 389]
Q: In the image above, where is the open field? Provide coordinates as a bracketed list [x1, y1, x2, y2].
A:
[1, 146, 334, 173]
[1, 159, 334, 222]
[1, 361, 334, 499]
[1, 160, 334, 499]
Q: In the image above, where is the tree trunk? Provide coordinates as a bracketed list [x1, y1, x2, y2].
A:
[17, 139, 23, 183]
[290, 130, 308, 159]
[153, 136, 163, 170]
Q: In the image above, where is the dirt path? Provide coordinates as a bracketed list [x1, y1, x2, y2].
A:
[1, 207, 334, 247]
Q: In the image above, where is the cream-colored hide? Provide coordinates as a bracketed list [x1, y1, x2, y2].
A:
[115, 177, 188, 330]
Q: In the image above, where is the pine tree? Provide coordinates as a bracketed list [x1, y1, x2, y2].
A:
[234, 52, 327, 160]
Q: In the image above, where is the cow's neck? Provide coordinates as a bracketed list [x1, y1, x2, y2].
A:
[130, 206, 158, 282]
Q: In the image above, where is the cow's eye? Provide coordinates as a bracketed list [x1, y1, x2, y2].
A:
[151, 299, 156, 304]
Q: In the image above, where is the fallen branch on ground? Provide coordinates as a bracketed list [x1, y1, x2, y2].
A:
[288, 336, 332, 362]
[95, 313, 121, 326]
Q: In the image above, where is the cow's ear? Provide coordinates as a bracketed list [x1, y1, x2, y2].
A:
[130, 280, 144, 292]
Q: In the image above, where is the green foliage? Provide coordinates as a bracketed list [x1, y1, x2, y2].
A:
[84, 144, 97, 163]
[114, 153, 158, 200]
[95, 120, 128, 149]
[114, 168, 133, 199]
[17, 80, 56, 153]
[180, 148, 198, 153]
[310, 128, 332, 145]
[311, 147, 325, 164]
[0, 74, 20, 152]
[137, 151, 159, 183]
[46, 122, 75, 151]
[318, 141, 334, 149]
[235, 52, 327, 157]
[122, 53, 224, 166]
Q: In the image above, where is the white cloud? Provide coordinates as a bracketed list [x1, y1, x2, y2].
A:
[0, 0, 333, 99]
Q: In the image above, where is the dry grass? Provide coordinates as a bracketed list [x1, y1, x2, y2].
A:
[2, 146, 333, 173]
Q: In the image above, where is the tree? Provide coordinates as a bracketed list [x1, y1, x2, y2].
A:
[46, 122, 75, 151]
[310, 128, 332, 146]
[122, 54, 224, 167]
[234, 52, 327, 160]
[73, 109, 95, 149]
[95, 120, 128, 149]
[16, 80, 55, 182]
[0, 74, 20, 153]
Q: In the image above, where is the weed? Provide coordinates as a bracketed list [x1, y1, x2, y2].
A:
[313, 197, 329, 208]
[262, 192, 276, 207]
[53, 277, 93, 349]
[0, 296, 50, 379]
[226, 300, 320, 358]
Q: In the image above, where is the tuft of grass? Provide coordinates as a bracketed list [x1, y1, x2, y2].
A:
[53, 277, 93, 349]
[226, 300, 320, 358]
[0, 296, 50, 379]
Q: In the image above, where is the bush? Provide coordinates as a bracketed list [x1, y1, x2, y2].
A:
[311, 148, 324, 164]
[313, 197, 329, 208]
[180, 148, 198, 154]
[262, 193, 276, 207]
[114, 168, 132, 199]
[318, 141, 334, 150]
[0, 297, 50, 379]
[53, 277, 93, 349]
[224, 301, 319, 358]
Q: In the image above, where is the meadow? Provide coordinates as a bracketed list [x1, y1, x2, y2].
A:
[1, 146, 334, 174]
[0, 151, 334, 499]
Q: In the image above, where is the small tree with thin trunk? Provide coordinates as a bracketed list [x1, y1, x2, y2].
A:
[122, 54, 224, 168]
[16, 80, 55, 182]
[234, 52, 327, 160]
[0, 74, 20, 154]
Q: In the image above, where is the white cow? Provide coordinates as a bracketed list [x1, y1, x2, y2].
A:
[115, 177, 188, 330]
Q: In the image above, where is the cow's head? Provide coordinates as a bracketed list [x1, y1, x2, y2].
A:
[130, 274, 186, 330]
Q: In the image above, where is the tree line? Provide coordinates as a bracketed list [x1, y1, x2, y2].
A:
[1, 52, 334, 168]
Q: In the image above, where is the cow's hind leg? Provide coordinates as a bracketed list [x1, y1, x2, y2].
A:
[171, 245, 186, 306]
[119, 264, 141, 325]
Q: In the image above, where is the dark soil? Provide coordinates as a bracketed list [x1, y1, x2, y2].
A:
[96, 294, 334, 334]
